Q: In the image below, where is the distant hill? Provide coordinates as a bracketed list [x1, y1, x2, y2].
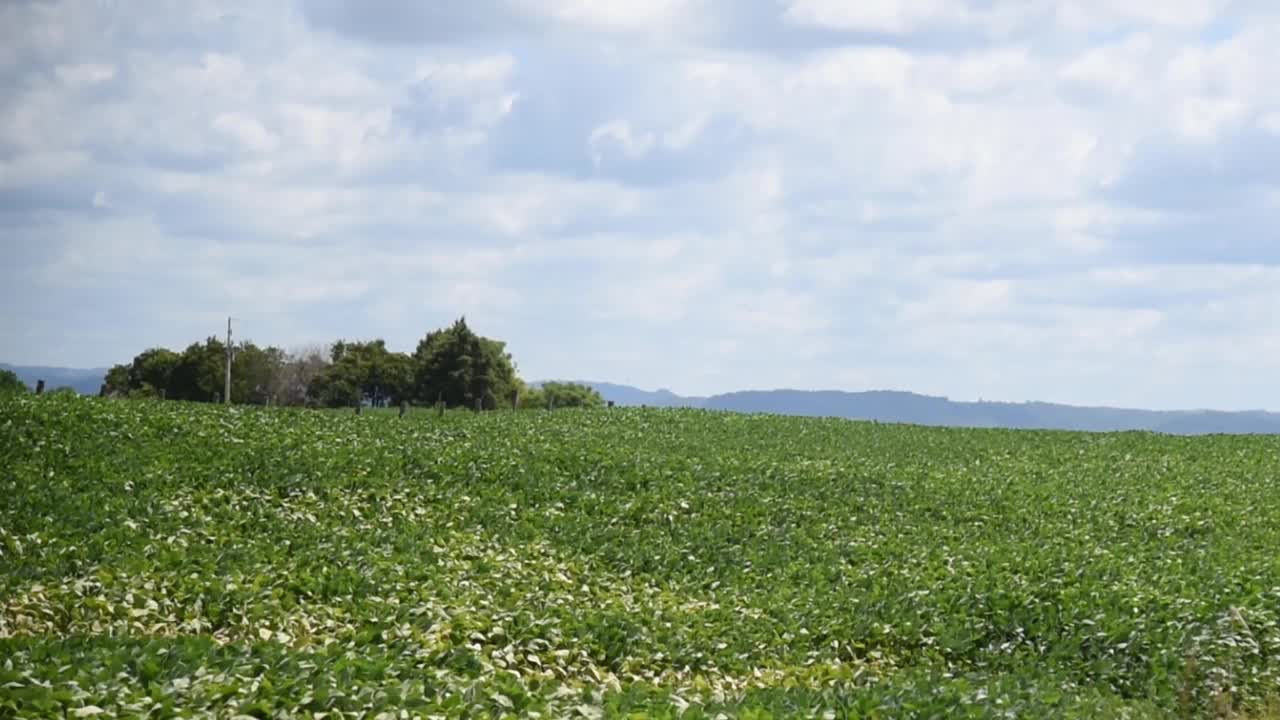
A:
[536, 380, 707, 408]
[578, 384, 1280, 436]
[702, 389, 1280, 435]
[1, 364, 107, 395]
[1150, 411, 1280, 436]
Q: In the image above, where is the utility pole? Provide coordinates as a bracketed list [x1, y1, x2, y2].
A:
[224, 316, 234, 405]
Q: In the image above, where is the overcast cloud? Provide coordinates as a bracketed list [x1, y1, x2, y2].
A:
[3, 0, 1280, 410]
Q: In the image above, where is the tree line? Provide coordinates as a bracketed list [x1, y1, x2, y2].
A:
[100, 317, 603, 410]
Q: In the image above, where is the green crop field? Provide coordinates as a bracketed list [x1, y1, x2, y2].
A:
[3, 395, 1280, 718]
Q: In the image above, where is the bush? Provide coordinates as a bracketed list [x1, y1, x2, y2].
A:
[0, 369, 27, 395]
[538, 381, 604, 409]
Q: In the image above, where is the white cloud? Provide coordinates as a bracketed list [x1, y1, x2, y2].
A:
[1054, 0, 1226, 32]
[1059, 34, 1155, 99]
[212, 112, 279, 152]
[1173, 95, 1246, 140]
[4, 0, 1280, 410]
[899, 279, 1015, 322]
[54, 63, 116, 87]
[782, 0, 966, 34]
[544, 0, 691, 32]
[598, 263, 722, 324]
[590, 121, 657, 165]
[0, 150, 89, 188]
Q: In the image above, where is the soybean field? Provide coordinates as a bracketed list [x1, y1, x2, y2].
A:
[3, 395, 1280, 718]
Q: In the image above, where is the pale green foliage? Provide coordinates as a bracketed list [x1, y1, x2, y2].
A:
[539, 381, 605, 409]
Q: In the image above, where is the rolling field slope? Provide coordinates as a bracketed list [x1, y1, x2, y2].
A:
[3, 395, 1280, 718]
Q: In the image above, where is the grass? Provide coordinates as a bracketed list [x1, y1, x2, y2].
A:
[2, 394, 1280, 718]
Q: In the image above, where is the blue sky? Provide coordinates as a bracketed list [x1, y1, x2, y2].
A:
[2, 0, 1279, 410]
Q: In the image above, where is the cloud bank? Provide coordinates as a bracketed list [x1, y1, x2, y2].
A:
[2, 0, 1279, 410]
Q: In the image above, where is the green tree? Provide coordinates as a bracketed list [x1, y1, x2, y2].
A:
[0, 369, 26, 395]
[94, 318, 525, 409]
[481, 337, 520, 406]
[170, 338, 228, 402]
[309, 340, 412, 408]
[539, 381, 604, 409]
[518, 386, 545, 410]
[308, 365, 360, 407]
[103, 339, 285, 404]
[379, 351, 414, 406]
[103, 364, 130, 396]
[128, 348, 180, 396]
[412, 318, 519, 409]
[231, 343, 287, 405]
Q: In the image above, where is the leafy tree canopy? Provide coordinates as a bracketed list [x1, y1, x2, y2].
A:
[108, 338, 286, 404]
[309, 339, 412, 408]
[129, 347, 180, 396]
[101, 316, 558, 412]
[0, 369, 26, 395]
[413, 317, 519, 409]
[540, 381, 605, 409]
[103, 364, 130, 396]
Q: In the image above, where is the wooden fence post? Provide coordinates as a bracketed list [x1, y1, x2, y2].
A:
[400, 401, 408, 418]
[35, 380, 44, 395]
[512, 389, 520, 411]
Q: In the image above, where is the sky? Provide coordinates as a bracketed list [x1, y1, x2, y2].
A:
[2, 0, 1279, 410]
